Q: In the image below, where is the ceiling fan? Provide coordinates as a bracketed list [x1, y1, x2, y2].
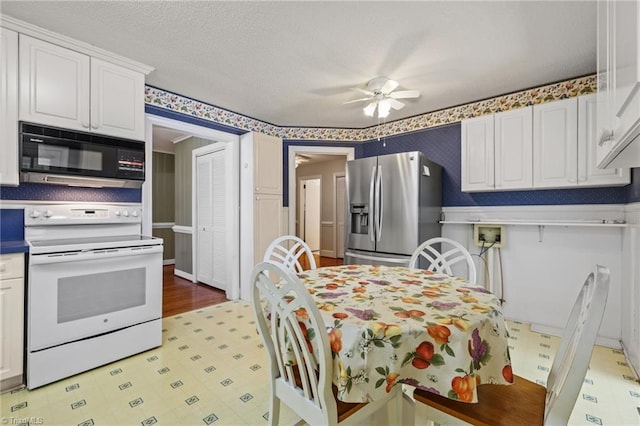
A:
[344, 76, 420, 118]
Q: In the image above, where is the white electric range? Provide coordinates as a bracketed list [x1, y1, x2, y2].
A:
[24, 204, 163, 389]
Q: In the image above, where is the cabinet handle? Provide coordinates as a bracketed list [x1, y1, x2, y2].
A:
[598, 128, 614, 146]
[0, 286, 12, 290]
[91, 123, 99, 130]
[82, 122, 90, 129]
[568, 178, 577, 183]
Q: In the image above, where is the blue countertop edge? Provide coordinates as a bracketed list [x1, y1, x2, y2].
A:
[0, 240, 29, 254]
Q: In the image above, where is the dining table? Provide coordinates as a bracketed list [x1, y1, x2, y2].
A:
[294, 264, 514, 404]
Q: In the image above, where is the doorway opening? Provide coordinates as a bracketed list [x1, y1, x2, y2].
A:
[298, 176, 321, 252]
[288, 146, 355, 263]
[144, 114, 240, 300]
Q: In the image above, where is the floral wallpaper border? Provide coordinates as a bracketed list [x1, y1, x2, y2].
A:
[145, 74, 596, 142]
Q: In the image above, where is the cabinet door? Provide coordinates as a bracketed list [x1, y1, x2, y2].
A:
[1, 28, 19, 186]
[253, 133, 283, 194]
[461, 115, 494, 192]
[91, 58, 145, 140]
[578, 94, 630, 186]
[612, 0, 640, 142]
[0, 277, 24, 382]
[533, 99, 577, 188]
[496, 106, 533, 190]
[19, 35, 90, 131]
[254, 193, 283, 264]
[596, 0, 615, 166]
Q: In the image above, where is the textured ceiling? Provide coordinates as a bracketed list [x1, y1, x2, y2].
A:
[1, 1, 597, 129]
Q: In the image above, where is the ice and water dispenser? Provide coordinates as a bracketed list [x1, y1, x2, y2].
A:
[350, 203, 369, 235]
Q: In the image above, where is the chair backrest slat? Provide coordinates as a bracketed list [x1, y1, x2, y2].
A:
[410, 237, 477, 283]
[264, 235, 317, 273]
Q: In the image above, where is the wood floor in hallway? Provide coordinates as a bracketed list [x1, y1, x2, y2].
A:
[162, 256, 344, 317]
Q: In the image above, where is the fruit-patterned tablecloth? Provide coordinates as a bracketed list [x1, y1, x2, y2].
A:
[296, 264, 513, 403]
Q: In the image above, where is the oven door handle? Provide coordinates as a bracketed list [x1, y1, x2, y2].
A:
[29, 245, 163, 265]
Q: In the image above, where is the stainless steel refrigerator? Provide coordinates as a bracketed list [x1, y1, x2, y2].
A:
[344, 151, 442, 266]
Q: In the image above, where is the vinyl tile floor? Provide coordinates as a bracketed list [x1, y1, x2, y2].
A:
[2, 302, 639, 426]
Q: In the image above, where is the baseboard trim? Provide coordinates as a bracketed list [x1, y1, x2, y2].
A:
[530, 323, 621, 349]
[174, 269, 194, 282]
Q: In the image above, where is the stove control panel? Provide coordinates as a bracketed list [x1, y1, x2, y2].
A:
[25, 205, 143, 225]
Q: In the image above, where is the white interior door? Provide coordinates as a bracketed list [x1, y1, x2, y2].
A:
[300, 178, 321, 251]
[335, 174, 345, 258]
[195, 146, 227, 291]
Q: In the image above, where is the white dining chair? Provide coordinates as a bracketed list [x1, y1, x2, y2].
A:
[251, 261, 402, 426]
[263, 235, 317, 273]
[402, 264, 611, 426]
[409, 237, 477, 284]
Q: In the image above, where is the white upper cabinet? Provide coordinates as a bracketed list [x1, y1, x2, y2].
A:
[252, 132, 283, 194]
[578, 93, 630, 186]
[596, 0, 640, 168]
[461, 107, 532, 192]
[0, 28, 19, 186]
[461, 95, 629, 193]
[461, 115, 494, 191]
[495, 106, 533, 190]
[533, 98, 578, 188]
[90, 58, 145, 140]
[19, 34, 145, 140]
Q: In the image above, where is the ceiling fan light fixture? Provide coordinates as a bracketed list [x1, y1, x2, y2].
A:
[363, 102, 377, 117]
[377, 100, 391, 118]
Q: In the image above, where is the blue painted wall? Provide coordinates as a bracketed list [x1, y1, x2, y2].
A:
[0, 183, 141, 203]
[284, 124, 636, 207]
[358, 122, 631, 206]
[627, 168, 640, 203]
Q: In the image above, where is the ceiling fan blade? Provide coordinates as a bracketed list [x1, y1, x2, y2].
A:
[343, 96, 373, 105]
[389, 90, 420, 99]
[388, 98, 405, 110]
[380, 79, 399, 94]
[353, 87, 375, 96]
[363, 101, 377, 117]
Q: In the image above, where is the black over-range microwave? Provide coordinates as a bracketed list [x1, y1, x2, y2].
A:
[19, 122, 145, 188]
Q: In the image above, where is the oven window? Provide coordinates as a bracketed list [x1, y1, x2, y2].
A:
[57, 268, 146, 323]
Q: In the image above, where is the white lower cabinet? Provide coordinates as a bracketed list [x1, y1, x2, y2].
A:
[254, 194, 284, 264]
[0, 253, 25, 392]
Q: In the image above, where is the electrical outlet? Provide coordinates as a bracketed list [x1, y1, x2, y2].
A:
[474, 224, 504, 247]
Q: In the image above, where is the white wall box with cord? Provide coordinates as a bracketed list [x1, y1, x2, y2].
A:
[474, 224, 505, 300]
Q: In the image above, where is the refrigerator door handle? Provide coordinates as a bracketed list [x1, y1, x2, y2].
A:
[376, 165, 383, 242]
[369, 165, 376, 243]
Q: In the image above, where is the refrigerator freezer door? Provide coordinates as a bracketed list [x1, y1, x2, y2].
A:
[375, 152, 421, 255]
[345, 156, 377, 252]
